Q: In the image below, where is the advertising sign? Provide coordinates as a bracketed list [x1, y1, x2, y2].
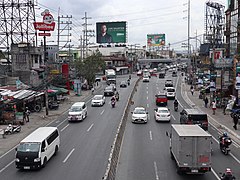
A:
[147, 34, 165, 47]
[33, 9, 55, 31]
[236, 64, 240, 90]
[96, 22, 126, 43]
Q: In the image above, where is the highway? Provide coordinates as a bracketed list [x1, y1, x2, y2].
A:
[0, 75, 136, 180]
[115, 71, 240, 180]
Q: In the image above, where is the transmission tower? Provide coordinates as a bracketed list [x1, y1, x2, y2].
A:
[204, 1, 225, 48]
[0, 0, 37, 51]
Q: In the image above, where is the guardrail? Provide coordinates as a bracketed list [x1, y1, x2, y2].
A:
[102, 77, 141, 180]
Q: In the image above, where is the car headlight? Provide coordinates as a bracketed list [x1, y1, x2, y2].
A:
[34, 157, 41, 162]
[132, 115, 137, 119]
[15, 158, 20, 162]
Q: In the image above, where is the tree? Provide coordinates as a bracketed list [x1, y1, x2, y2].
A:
[75, 52, 105, 85]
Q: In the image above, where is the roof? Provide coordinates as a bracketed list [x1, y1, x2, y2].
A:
[134, 107, 145, 110]
[157, 107, 169, 110]
[72, 102, 85, 107]
[21, 127, 58, 143]
[184, 108, 206, 115]
[172, 125, 211, 137]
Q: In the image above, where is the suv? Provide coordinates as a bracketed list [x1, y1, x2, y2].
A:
[180, 109, 208, 131]
[165, 87, 175, 99]
[159, 72, 165, 78]
[104, 86, 115, 96]
[155, 93, 168, 106]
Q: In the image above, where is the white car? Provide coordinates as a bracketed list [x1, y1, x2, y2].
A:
[131, 107, 148, 123]
[143, 76, 150, 82]
[91, 95, 105, 106]
[154, 107, 171, 122]
[165, 87, 176, 99]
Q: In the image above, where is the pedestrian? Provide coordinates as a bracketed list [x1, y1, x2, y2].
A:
[233, 114, 239, 130]
[191, 88, 194, 95]
[223, 98, 227, 115]
[91, 87, 94, 95]
[211, 101, 216, 115]
[204, 97, 209, 108]
[23, 107, 30, 122]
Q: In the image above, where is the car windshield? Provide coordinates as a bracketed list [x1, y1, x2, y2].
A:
[167, 89, 175, 92]
[121, 81, 126, 84]
[93, 96, 102, 100]
[134, 109, 146, 114]
[158, 110, 169, 113]
[105, 87, 112, 90]
[17, 142, 40, 152]
[70, 106, 82, 112]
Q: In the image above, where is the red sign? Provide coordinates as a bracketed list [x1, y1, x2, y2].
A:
[33, 9, 55, 32]
[34, 22, 55, 31]
[38, 32, 51, 36]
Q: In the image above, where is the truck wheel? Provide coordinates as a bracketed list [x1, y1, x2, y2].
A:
[42, 157, 47, 168]
[54, 146, 58, 156]
[177, 168, 183, 175]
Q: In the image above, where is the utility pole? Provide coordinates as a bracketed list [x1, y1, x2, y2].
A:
[187, 0, 190, 60]
[82, 12, 94, 59]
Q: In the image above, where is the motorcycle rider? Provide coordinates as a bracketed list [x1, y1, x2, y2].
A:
[221, 168, 236, 180]
[174, 99, 179, 110]
[220, 132, 229, 149]
[115, 91, 119, 101]
[111, 95, 116, 107]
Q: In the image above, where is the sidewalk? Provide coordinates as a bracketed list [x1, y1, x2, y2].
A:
[0, 85, 99, 157]
[182, 81, 240, 144]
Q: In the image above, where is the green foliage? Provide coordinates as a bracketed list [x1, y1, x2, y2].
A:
[75, 52, 105, 85]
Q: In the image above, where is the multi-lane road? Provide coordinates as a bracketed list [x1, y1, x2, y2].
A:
[0, 72, 239, 180]
[115, 71, 240, 180]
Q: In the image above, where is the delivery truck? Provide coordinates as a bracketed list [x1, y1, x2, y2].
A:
[169, 124, 212, 174]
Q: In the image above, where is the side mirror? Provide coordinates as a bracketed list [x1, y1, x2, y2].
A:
[146, 112, 148, 114]
[41, 148, 45, 152]
[180, 112, 183, 115]
[15, 147, 17, 151]
[131, 112, 133, 114]
[154, 109, 157, 111]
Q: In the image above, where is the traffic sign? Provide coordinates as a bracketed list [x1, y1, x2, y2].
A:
[38, 32, 51, 36]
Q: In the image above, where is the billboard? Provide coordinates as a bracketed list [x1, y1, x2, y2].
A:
[147, 34, 165, 47]
[96, 22, 126, 43]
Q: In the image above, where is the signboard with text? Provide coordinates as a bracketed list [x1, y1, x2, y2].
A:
[33, 9, 55, 32]
[147, 34, 165, 47]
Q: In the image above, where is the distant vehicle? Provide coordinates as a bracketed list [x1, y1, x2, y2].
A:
[155, 93, 168, 106]
[165, 87, 176, 99]
[68, 102, 88, 122]
[95, 76, 101, 82]
[109, 83, 116, 91]
[104, 86, 115, 96]
[105, 69, 116, 85]
[142, 76, 150, 82]
[165, 79, 173, 84]
[131, 107, 148, 124]
[180, 108, 208, 131]
[91, 95, 105, 106]
[15, 127, 60, 170]
[143, 69, 151, 78]
[168, 124, 212, 174]
[154, 107, 171, 122]
[137, 70, 143, 76]
[172, 71, 177, 77]
[159, 72, 165, 78]
[120, 81, 127, 88]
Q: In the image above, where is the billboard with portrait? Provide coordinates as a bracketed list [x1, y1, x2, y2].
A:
[96, 22, 126, 44]
[147, 34, 165, 47]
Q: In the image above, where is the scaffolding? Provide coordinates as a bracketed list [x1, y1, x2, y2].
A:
[204, 1, 225, 48]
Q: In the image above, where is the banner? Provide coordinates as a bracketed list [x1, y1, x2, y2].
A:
[147, 34, 165, 47]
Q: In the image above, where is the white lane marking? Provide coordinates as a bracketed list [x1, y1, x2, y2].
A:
[101, 110, 105, 115]
[147, 91, 148, 94]
[157, 87, 159, 89]
[178, 101, 183, 108]
[63, 148, 75, 163]
[147, 96, 148, 100]
[87, 123, 94, 132]
[147, 104, 149, 108]
[212, 168, 221, 180]
[147, 86, 148, 89]
[154, 161, 159, 180]
[61, 124, 69, 132]
[159, 91, 160, 94]
[171, 115, 176, 121]
[55, 120, 60, 123]
[57, 118, 68, 127]
[149, 131, 153, 140]
[0, 160, 15, 173]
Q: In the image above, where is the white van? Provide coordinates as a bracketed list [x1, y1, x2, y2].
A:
[68, 102, 87, 122]
[15, 127, 60, 170]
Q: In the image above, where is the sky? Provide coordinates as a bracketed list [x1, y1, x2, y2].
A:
[37, 0, 227, 51]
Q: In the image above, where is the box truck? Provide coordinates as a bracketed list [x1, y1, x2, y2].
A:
[169, 124, 212, 174]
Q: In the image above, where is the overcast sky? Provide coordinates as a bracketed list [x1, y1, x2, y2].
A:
[37, 0, 227, 51]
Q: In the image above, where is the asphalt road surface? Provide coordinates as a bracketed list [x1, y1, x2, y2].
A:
[116, 71, 240, 180]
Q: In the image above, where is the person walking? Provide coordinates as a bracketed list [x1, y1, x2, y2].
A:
[233, 114, 239, 130]
[23, 107, 30, 122]
[191, 88, 194, 96]
[211, 101, 216, 115]
[204, 97, 209, 108]
[91, 87, 95, 95]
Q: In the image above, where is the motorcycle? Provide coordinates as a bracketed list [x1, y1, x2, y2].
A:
[230, 108, 240, 118]
[111, 100, 116, 108]
[116, 94, 119, 101]
[5, 124, 21, 135]
[219, 137, 232, 155]
[174, 105, 178, 112]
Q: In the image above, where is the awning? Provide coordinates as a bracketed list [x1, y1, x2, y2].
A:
[49, 86, 69, 94]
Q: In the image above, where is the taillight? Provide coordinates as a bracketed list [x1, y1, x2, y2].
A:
[187, 120, 192, 124]
[202, 121, 208, 125]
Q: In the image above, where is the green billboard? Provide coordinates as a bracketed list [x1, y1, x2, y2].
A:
[147, 34, 165, 47]
[96, 22, 126, 43]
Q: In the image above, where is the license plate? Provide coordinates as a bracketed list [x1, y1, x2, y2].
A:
[161, 115, 166, 117]
[24, 166, 30, 169]
[191, 169, 198, 173]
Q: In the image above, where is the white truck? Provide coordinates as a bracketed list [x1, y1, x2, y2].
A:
[169, 124, 212, 174]
[105, 69, 116, 85]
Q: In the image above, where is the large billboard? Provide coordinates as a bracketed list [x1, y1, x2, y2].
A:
[147, 34, 165, 47]
[96, 22, 126, 44]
